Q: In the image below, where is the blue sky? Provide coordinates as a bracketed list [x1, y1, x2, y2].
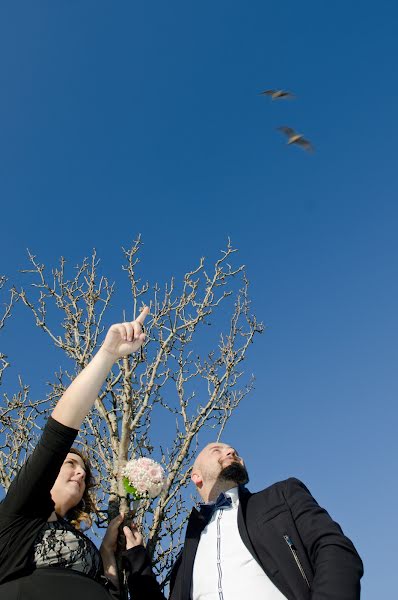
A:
[1, 2, 397, 597]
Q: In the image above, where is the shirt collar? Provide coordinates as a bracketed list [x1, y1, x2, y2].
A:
[224, 486, 239, 506]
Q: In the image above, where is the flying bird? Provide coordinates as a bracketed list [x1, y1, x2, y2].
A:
[259, 89, 295, 100]
[277, 126, 314, 152]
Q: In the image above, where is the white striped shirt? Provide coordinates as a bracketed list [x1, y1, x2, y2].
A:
[191, 487, 287, 600]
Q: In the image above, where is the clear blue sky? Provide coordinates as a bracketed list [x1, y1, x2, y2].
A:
[1, 2, 397, 597]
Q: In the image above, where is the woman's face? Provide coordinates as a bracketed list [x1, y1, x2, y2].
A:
[51, 453, 87, 513]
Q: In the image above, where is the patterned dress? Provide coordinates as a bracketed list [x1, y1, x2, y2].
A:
[0, 417, 121, 599]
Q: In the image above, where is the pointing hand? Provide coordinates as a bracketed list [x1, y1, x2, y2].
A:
[101, 306, 149, 359]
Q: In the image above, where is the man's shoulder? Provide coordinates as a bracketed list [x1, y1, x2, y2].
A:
[243, 477, 311, 506]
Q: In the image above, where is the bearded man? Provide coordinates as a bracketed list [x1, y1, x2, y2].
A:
[125, 443, 363, 600]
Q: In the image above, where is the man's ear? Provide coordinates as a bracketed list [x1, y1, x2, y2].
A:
[191, 470, 202, 487]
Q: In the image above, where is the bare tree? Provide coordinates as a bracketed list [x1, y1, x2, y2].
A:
[0, 277, 37, 493]
[0, 276, 17, 385]
[0, 239, 263, 584]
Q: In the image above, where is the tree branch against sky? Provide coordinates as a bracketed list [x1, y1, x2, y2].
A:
[0, 238, 263, 581]
[0, 276, 17, 386]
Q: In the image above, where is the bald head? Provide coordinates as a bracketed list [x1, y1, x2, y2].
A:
[191, 442, 248, 502]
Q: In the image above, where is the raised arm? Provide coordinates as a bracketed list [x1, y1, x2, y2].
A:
[52, 307, 149, 429]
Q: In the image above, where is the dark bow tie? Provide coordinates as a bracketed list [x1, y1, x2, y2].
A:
[199, 492, 233, 520]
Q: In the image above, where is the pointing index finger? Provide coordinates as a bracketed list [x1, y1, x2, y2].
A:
[136, 306, 149, 325]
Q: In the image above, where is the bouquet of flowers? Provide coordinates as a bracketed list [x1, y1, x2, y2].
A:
[122, 457, 166, 502]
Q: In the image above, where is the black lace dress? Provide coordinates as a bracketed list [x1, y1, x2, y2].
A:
[0, 417, 120, 599]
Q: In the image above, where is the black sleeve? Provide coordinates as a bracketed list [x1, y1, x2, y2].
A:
[0, 416, 78, 519]
[284, 478, 363, 600]
[122, 546, 166, 600]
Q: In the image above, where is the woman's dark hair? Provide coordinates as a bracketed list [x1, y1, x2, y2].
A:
[66, 447, 97, 529]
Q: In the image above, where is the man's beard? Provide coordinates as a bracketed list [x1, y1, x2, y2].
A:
[218, 461, 249, 485]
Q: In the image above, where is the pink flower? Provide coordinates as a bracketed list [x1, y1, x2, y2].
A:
[123, 457, 166, 499]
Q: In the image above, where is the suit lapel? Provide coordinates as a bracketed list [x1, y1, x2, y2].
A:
[238, 486, 294, 600]
[237, 486, 263, 567]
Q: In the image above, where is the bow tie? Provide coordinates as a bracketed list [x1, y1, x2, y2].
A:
[199, 492, 233, 520]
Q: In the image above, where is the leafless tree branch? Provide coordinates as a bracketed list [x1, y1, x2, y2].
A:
[0, 276, 18, 385]
[0, 239, 264, 583]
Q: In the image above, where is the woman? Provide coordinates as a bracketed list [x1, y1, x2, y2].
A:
[0, 309, 147, 599]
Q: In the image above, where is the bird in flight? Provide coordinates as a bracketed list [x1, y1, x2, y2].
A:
[259, 89, 295, 100]
[277, 126, 314, 152]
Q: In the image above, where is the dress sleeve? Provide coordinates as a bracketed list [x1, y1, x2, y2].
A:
[0, 416, 78, 520]
[122, 546, 166, 600]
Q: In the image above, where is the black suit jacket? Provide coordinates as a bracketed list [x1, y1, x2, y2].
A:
[124, 478, 363, 600]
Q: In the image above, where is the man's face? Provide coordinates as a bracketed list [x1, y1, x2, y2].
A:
[193, 443, 248, 487]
